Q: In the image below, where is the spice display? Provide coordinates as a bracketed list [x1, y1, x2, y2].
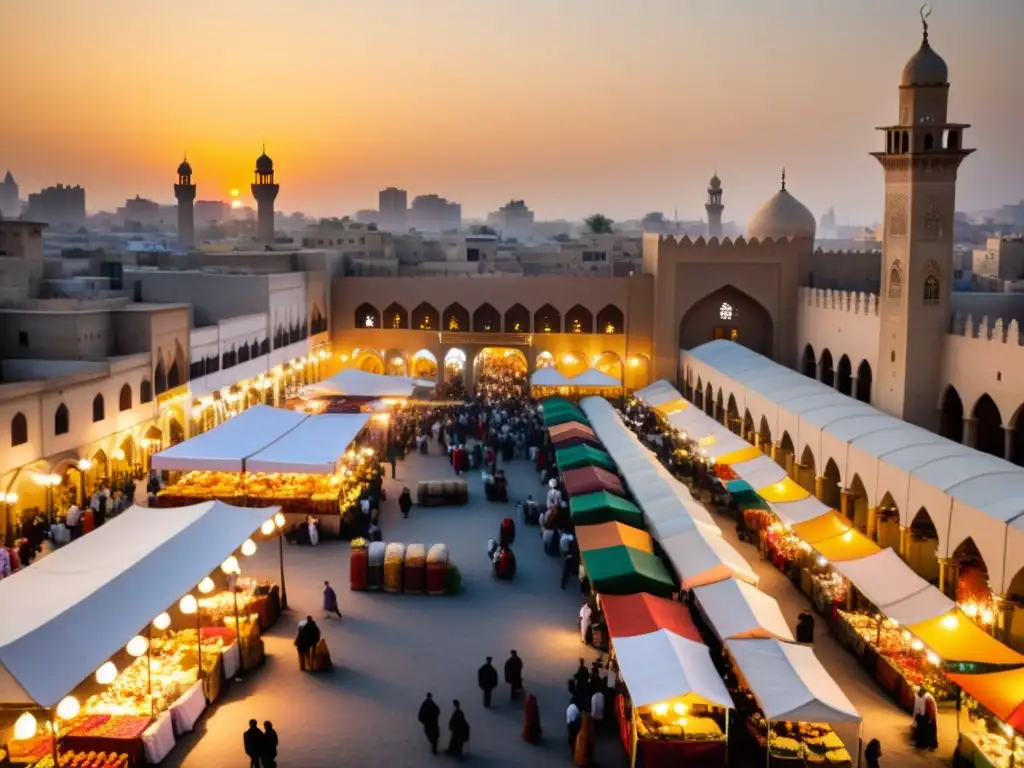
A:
[748, 715, 851, 766]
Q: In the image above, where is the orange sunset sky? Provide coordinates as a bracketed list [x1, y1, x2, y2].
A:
[1, 0, 1022, 223]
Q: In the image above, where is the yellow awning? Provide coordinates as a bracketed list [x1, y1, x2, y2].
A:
[654, 398, 688, 416]
[715, 445, 763, 466]
[813, 528, 882, 562]
[909, 610, 1024, 666]
[792, 510, 850, 544]
[756, 477, 811, 504]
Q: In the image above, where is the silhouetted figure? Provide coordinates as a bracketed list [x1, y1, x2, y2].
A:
[243, 719, 264, 768]
[478, 657, 499, 707]
[418, 693, 441, 754]
[446, 700, 470, 756]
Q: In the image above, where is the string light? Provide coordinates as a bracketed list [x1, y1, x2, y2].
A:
[152, 612, 171, 630]
[198, 577, 215, 594]
[95, 662, 117, 685]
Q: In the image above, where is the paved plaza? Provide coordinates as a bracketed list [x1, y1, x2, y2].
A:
[158, 448, 955, 768]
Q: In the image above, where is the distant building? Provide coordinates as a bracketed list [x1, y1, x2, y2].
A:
[0, 171, 19, 218]
[487, 200, 535, 242]
[409, 193, 461, 233]
[973, 236, 1024, 281]
[354, 209, 379, 225]
[378, 187, 408, 232]
[26, 184, 86, 229]
[195, 200, 228, 229]
[118, 196, 168, 228]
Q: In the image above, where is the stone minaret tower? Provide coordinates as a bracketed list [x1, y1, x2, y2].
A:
[705, 172, 723, 240]
[251, 147, 279, 245]
[872, 12, 972, 428]
[173, 157, 196, 249]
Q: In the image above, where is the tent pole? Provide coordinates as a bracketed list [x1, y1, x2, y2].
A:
[278, 529, 289, 610]
[766, 725, 771, 768]
[233, 586, 245, 677]
[50, 709, 59, 767]
[147, 623, 154, 718]
[857, 721, 863, 768]
[196, 599, 204, 701]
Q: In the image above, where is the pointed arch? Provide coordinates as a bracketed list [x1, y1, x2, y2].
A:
[534, 304, 561, 334]
[972, 393, 1004, 457]
[759, 415, 772, 447]
[855, 360, 872, 403]
[154, 358, 167, 395]
[802, 344, 816, 377]
[383, 302, 409, 329]
[119, 383, 132, 412]
[950, 536, 989, 605]
[799, 444, 817, 476]
[819, 350, 835, 387]
[11, 412, 28, 447]
[939, 385, 964, 442]
[168, 359, 181, 389]
[847, 473, 869, 533]
[472, 303, 501, 333]
[411, 302, 439, 331]
[822, 458, 841, 509]
[875, 491, 901, 550]
[504, 303, 530, 333]
[409, 349, 438, 380]
[742, 409, 755, 442]
[355, 302, 381, 329]
[908, 507, 941, 581]
[92, 393, 105, 423]
[888, 261, 903, 299]
[442, 302, 469, 332]
[597, 304, 624, 335]
[55, 403, 70, 436]
[565, 304, 594, 335]
[594, 351, 623, 382]
[385, 350, 408, 377]
[726, 394, 739, 431]
[704, 382, 714, 416]
[556, 351, 589, 378]
[780, 431, 795, 456]
[678, 284, 774, 356]
[694, 377, 704, 409]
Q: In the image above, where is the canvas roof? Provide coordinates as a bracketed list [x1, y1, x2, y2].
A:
[562, 466, 625, 497]
[582, 545, 676, 597]
[908, 610, 1024, 666]
[245, 413, 370, 474]
[600, 593, 704, 642]
[548, 421, 596, 439]
[569, 368, 621, 387]
[660, 526, 758, 590]
[304, 368, 427, 398]
[830, 548, 954, 623]
[947, 667, 1024, 732]
[151, 404, 307, 472]
[768, 496, 834, 525]
[569, 492, 645, 527]
[0, 502, 271, 707]
[532, 368, 573, 387]
[693, 579, 795, 641]
[575, 521, 652, 553]
[555, 444, 617, 472]
[613, 629, 733, 709]
[634, 380, 682, 408]
[730, 455, 789, 490]
[549, 426, 602, 448]
[725, 638, 860, 724]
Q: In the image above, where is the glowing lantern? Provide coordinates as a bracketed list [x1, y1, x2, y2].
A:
[198, 577, 215, 594]
[13, 712, 37, 740]
[152, 612, 171, 630]
[126, 635, 149, 657]
[179, 595, 198, 614]
[981, 609, 995, 625]
[910, 639, 924, 652]
[95, 661, 118, 685]
[56, 696, 80, 720]
[940, 614, 959, 630]
[652, 703, 669, 717]
[274, 512, 286, 529]
[241, 538, 257, 557]
[963, 602, 979, 618]
[926, 651, 940, 666]
[261, 519, 275, 536]
[221, 556, 240, 575]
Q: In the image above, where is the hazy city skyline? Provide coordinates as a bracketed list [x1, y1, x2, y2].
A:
[2, 0, 1022, 223]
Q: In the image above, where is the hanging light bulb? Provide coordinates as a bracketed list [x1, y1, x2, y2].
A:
[261, 519, 275, 536]
[13, 712, 38, 740]
[910, 639, 924, 652]
[274, 512, 286, 529]
[179, 594, 198, 614]
[56, 696, 80, 720]
[221, 555, 240, 575]
[152, 612, 171, 631]
[241, 538, 257, 556]
[197, 577, 215, 594]
[126, 635, 149, 657]
[95, 661, 118, 685]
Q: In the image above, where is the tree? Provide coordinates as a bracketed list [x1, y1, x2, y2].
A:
[584, 214, 614, 234]
[641, 212, 666, 232]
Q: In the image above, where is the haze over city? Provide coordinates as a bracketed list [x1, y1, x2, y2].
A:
[3, 0, 1023, 222]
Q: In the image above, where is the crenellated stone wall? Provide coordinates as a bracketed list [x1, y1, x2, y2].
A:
[795, 287, 881, 380]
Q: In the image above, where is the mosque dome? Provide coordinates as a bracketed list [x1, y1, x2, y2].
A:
[900, 32, 947, 86]
[709, 173, 721, 191]
[177, 159, 192, 176]
[256, 151, 274, 174]
[745, 176, 816, 241]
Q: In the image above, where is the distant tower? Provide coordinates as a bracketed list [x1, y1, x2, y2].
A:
[872, 11, 972, 427]
[705, 172, 723, 240]
[173, 157, 196, 248]
[251, 147, 279, 245]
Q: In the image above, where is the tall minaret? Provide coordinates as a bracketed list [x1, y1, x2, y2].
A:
[251, 147, 279, 245]
[872, 10, 972, 428]
[173, 157, 196, 249]
[705, 171, 723, 240]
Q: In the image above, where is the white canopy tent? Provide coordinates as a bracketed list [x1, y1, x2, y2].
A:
[568, 368, 621, 387]
[302, 368, 430, 399]
[151, 405, 307, 472]
[725, 639, 861, 724]
[0, 502, 271, 707]
[245, 413, 371, 474]
[531, 367, 572, 387]
[768, 496, 834, 525]
[635, 380, 682, 408]
[830, 548, 954, 624]
[729, 455, 789, 490]
[694, 579, 794, 641]
[613, 629, 733, 709]
[660, 526, 759, 590]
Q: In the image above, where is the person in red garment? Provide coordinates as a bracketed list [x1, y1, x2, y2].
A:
[522, 694, 542, 743]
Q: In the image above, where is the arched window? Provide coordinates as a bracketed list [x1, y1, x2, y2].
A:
[947, 130, 959, 149]
[92, 394, 105, 423]
[923, 133, 934, 151]
[564, 305, 594, 334]
[55, 403, 70, 435]
[534, 304, 561, 334]
[119, 383, 132, 411]
[354, 303, 380, 329]
[168, 361, 181, 389]
[155, 360, 167, 394]
[888, 261, 903, 299]
[411, 302, 439, 331]
[924, 274, 941, 305]
[901, 131, 909, 153]
[11, 412, 28, 446]
[140, 379, 153, 403]
[442, 303, 469, 332]
[596, 305, 624, 335]
[504, 303, 530, 333]
[383, 302, 408, 329]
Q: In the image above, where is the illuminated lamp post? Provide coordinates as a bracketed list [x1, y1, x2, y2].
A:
[77, 458, 92, 506]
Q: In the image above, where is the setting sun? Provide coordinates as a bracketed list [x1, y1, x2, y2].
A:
[230, 199, 242, 209]
[229, 188, 240, 198]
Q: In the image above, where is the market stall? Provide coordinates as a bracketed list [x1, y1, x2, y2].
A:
[725, 638, 860, 768]
[562, 467, 626, 498]
[613, 628, 734, 768]
[575, 521, 653, 554]
[301, 368, 431, 399]
[548, 425, 604, 449]
[659, 526, 759, 590]
[540, 398, 589, 427]
[555, 444, 617, 473]
[948, 666, 1024, 768]
[581, 544, 676, 597]
[692, 579, 794, 642]
[569, 492, 645, 528]
[548, 421, 597, 441]
[600, 593, 706, 644]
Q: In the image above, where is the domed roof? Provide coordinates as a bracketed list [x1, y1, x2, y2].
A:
[901, 36, 947, 86]
[709, 172, 721, 191]
[745, 173, 816, 241]
[177, 158, 192, 176]
[256, 151, 274, 174]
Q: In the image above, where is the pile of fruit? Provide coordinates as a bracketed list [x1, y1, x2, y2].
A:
[57, 751, 130, 768]
[713, 464, 739, 481]
[68, 715, 150, 740]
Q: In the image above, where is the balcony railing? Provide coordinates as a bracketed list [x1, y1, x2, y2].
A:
[438, 332, 533, 346]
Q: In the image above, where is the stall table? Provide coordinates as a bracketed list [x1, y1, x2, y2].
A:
[62, 715, 150, 767]
[141, 712, 176, 765]
[169, 681, 207, 735]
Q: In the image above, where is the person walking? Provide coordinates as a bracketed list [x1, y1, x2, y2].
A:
[522, 693, 542, 744]
[399, 487, 413, 518]
[323, 581, 342, 619]
[446, 700, 470, 757]
[574, 712, 594, 766]
[261, 721, 278, 768]
[294, 616, 321, 671]
[478, 657, 499, 707]
[243, 719, 265, 768]
[566, 699, 581, 755]
[387, 441, 398, 479]
[418, 693, 441, 755]
[590, 688, 605, 731]
[505, 650, 524, 700]
[865, 738, 882, 768]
